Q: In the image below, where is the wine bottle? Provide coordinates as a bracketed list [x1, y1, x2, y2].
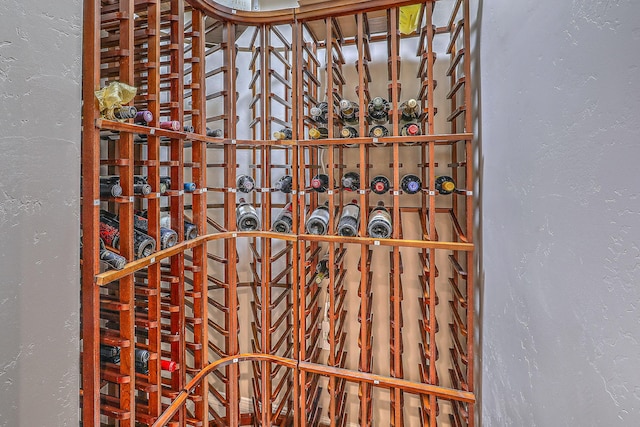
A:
[435, 176, 456, 195]
[184, 182, 196, 193]
[158, 212, 199, 240]
[274, 175, 293, 193]
[183, 124, 195, 133]
[160, 121, 181, 131]
[400, 174, 422, 195]
[134, 348, 150, 374]
[338, 99, 359, 125]
[337, 200, 360, 237]
[100, 345, 121, 364]
[400, 122, 421, 136]
[100, 177, 123, 198]
[184, 219, 198, 240]
[314, 253, 329, 284]
[273, 127, 293, 141]
[134, 110, 153, 124]
[310, 102, 329, 124]
[133, 214, 178, 250]
[206, 127, 223, 137]
[133, 175, 152, 196]
[340, 126, 359, 139]
[272, 203, 293, 234]
[399, 99, 420, 123]
[236, 174, 255, 193]
[100, 211, 157, 259]
[369, 125, 389, 139]
[367, 201, 392, 239]
[305, 202, 330, 235]
[236, 198, 260, 231]
[311, 174, 332, 193]
[113, 106, 137, 120]
[99, 238, 126, 270]
[161, 359, 177, 372]
[367, 97, 390, 124]
[341, 172, 360, 192]
[99, 221, 120, 250]
[370, 175, 391, 195]
[309, 127, 328, 140]
[159, 176, 171, 194]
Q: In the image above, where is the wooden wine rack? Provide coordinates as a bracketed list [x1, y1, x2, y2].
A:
[81, 1, 476, 426]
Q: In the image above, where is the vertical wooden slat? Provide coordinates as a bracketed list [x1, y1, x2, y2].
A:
[190, 7, 209, 423]
[81, 0, 101, 423]
[146, 0, 162, 419]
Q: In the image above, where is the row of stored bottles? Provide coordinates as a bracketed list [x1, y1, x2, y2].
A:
[238, 173, 457, 195]
[102, 99, 426, 142]
[101, 172, 458, 198]
[237, 198, 390, 239]
[104, 105, 223, 137]
[274, 97, 424, 141]
[86, 210, 199, 271]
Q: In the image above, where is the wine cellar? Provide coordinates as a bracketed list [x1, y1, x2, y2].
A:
[81, 0, 476, 426]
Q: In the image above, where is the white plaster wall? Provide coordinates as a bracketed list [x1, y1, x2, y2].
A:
[0, 0, 82, 425]
[479, 0, 640, 425]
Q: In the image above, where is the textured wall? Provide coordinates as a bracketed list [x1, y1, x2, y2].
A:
[0, 1, 82, 426]
[479, 0, 640, 425]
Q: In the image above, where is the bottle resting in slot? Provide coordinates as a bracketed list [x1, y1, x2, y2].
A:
[236, 174, 256, 193]
[338, 99, 359, 125]
[370, 175, 391, 195]
[315, 253, 330, 284]
[133, 213, 178, 250]
[435, 176, 456, 195]
[273, 174, 293, 193]
[236, 198, 260, 231]
[81, 234, 126, 271]
[183, 124, 194, 133]
[183, 182, 196, 193]
[160, 121, 181, 131]
[305, 201, 330, 235]
[399, 98, 420, 123]
[309, 127, 328, 140]
[158, 211, 199, 240]
[340, 126, 359, 139]
[367, 97, 390, 124]
[99, 237, 127, 270]
[400, 122, 421, 137]
[311, 173, 333, 193]
[400, 174, 422, 195]
[133, 175, 152, 196]
[100, 345, 121, 364]
[206, 127, 223, 138]
[134, 110, 153, 125]
[113, 106, 137, 120]
[272, 203, 293, 234]
[341, 171, 360, 192]
[159, 176, 171, 194]
[337, 200, 360, 237]
[273, 127, 293, 141]
[100, 211, 157, 259]
[368, 201, 392, 239]
[310, 101, 329, 124]
[134, 348, 150, 374]
[100, 176, 123, 198]
[369, 125, 389, 139]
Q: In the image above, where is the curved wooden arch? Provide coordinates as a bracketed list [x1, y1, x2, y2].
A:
[186, 0, 425, 24]
[152, 353, 475, 427]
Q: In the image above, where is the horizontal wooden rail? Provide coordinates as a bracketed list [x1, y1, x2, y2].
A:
[95, 230, 473, 286]
[185, 0, 428, 25]
[151, 353, 475, 427]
